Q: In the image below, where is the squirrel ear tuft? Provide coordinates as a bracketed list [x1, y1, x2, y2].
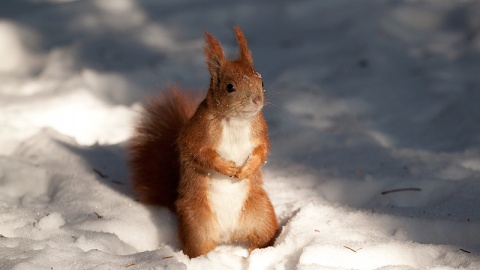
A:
[204, 32, 226, 81]
[234, 25, 253, 65]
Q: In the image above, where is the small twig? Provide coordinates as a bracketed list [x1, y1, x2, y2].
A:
[93, 168, 108, 179]
[93, 212, 103, 219]
[460, 248, 471, 254]
[124, 263, 136, 268]
[314, 229, 320, 232]
[344, 246, 361, 253]
[381, 188, 421, 195]
[162, 256, 174, 259]
[111, 179, 123, 185]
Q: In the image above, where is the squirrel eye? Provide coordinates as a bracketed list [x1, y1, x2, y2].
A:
[226, 83, 236, 93]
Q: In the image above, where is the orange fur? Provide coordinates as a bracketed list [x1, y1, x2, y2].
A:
[128, 87, 200, 210]
[128, 26, 278, 258]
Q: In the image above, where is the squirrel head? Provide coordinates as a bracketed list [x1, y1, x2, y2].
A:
[204, 26, 264, 118]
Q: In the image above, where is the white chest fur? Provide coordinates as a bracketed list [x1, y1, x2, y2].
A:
[216, 117, 254, 166]
[208, 118, 254, 241]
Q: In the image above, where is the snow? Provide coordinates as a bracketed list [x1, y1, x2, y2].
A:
[1, 0, 480, 269]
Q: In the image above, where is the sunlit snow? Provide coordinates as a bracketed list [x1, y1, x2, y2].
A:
[1, 1, 480, 269]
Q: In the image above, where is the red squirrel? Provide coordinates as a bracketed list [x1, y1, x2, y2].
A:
[128, 26, 278, 258]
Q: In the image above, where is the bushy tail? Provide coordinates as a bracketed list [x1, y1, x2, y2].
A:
[128, 87, 200, 210]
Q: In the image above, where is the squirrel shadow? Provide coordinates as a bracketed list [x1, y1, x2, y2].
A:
[61, 142, 134, 197]
[62, 141, 181, 250]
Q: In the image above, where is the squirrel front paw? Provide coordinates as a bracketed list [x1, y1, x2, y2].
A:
[214, 159, 238, 177]
[235, 165, 253, 179]
[235, 155, 262, 179]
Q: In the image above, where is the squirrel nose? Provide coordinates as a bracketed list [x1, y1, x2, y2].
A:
[252, 95, 263, 105]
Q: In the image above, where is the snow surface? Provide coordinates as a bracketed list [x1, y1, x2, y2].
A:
[1, 0, 480, 269]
